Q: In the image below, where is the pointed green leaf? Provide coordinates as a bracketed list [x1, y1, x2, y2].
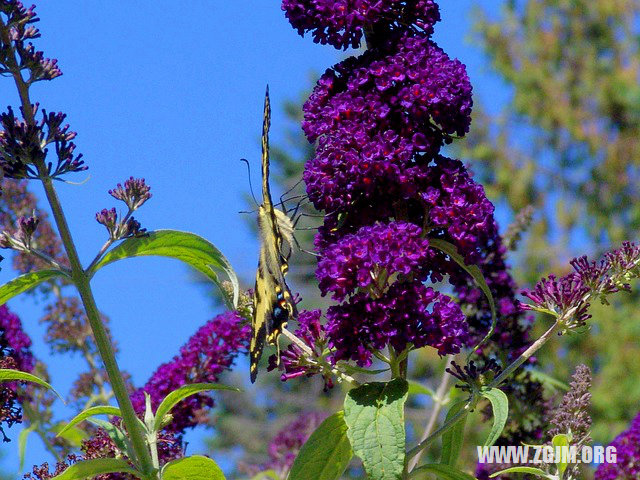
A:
[441, 401, 468, 466]
[407, 380, 435, 398]
[481, 388, 509, 447]
[161, 455, 225, 480]
[489, 466, 553, 478]
[18, 423, 37, 471]
[49, 458, 141, 479]
[289, 411, 353, 480]
[51, 421, 88, 447]
[0, 369, 62, 400]
[56, 405, 122, 438]
[411, 463, 477, 480]
[343, 378, 408, 480]
[0, 269, 66, 306]
[90, 230, 238, 309]
[552, 433, 571, 477]
[153, 383, 240, 432]
[429, 239, 497, 351]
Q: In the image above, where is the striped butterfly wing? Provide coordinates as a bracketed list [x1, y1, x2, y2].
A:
[250, 87, 298, 383]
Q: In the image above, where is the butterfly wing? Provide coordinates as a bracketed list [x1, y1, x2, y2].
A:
[250, 87, 298, 383]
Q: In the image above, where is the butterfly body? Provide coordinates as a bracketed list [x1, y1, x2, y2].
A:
[250, 88, 298, 383]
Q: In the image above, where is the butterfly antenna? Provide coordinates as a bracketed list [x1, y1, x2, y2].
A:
[240, 158, 260, 208]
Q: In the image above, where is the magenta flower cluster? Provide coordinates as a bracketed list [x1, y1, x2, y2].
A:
[522, 241, 640, 332]
[130, 311, 250, 435]
[302, 35, 473, 212]
[596, 411, 640, 480]
[316, 221, 432, 301]
[274, 0, 536, 378]
[281, 0, 440, 50]
[327, 282, 468, 365]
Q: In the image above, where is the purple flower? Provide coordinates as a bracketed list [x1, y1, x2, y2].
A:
[596, 411, 640, 480]
[130, 311, 250, 435]
[268, 310, 334, 389]
[281, 0, 440, 50]
[109, 177, 152, 212]
[326, 281, 468, 366]
[316, 221, 432, 301]
[0, 305, 34, 373]
[303, 36, 472, 212]
[245, 411, 327, 478]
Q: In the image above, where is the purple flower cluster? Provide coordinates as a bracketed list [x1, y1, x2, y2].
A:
[302, 36, 472, 212]
[130, 311, 250, 435]
[316, 221, 432, 301]
[246, 412, 327, 478]
[522, 241, 640, 332]
[326, 281, 468, 365]
[268, 310, 332, 387]
[596, 411, 640, 480]
[0, 305, 34, 372]
[282, 0, 440, 50]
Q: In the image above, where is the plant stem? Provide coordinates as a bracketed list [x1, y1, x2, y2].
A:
[406, 319, 562, 463]
[406, 356, 454, 472]
[0, 30, 155, 475]
[37, 173, 155, 476]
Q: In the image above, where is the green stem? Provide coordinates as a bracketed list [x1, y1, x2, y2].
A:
[0, 25, 155, 475]
[406, 319, 562, 463]
[37, 174, 155, 476]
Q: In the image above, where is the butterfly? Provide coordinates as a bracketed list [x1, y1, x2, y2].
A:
[250, 87, 298, 383]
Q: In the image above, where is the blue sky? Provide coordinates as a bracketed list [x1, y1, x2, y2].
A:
[0, 1, 506, 475]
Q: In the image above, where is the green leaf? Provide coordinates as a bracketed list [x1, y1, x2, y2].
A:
[51, 422, 88, 448]
[0, 369, 62, 400]
[407, 380, 435, 398]
[489, 466, 554, 479]
[49, 458, 141, 479]
[289, 411, 353, 480]
[90, 230, 239, 309]
[0, 269, 66, 306]
[481, 388, 509, 447]
[56, 405, 122, 438]
[18, 423, 37, 471]
[429, 239, 497, 351]
[440, 401, 468, 466]
[153, 383, 240, 432]
[161, 455, 225, 480]
[343, 378, 408, 480]
[411, 463, 477, 480]
[552, 433, 571, 477]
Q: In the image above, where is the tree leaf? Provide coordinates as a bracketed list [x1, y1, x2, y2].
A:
[481, 388, 509, 447]
[49, 458, 141, 480]
[526, 368, 569, 392]
[489, 466, 553, 479]
[161, 455, 225, 480]
[429, 238, 497, 351]
[440, 400, 468, 466]
[407, 380, 435, 398]
[0, 269, 66, 306]
[289, 411, 353, 480]
[90, 230, 238, 309]
[153, 383, 240, 432]
[0, 368, 62, 400]
[343, 378, 408, 480]
[411, 463, 477, 480]
[56, 405, 122, 438]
